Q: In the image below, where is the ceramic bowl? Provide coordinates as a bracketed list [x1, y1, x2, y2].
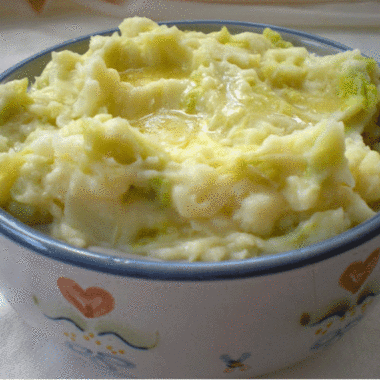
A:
[1, 21, 380, 378]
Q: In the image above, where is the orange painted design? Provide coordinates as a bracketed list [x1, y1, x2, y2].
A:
[339, 248, 380, 294]
[57, 277, 115, 318]
[361, 299, 373, 312]
[25, 0, 48, 13]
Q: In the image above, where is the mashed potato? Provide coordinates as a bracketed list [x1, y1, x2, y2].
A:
[0, 17, 379, 261]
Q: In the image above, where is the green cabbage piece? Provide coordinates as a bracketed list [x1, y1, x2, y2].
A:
[338, 57, 379, 110]
[263, 28, 293, 49]
[150, 177, 171, 208]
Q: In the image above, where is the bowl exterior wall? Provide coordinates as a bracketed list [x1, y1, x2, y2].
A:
[1, 235, 380, 378]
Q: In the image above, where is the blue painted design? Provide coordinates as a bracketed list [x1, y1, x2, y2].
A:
[304, 288, 379, 352]
[220, 352, 251, 373]
[44, 314, 159, 350]
[97, 331, 159, 350]
[66, 341, 136, 375]
[311, 314, 363, 351]
[43, 314, 85, 331]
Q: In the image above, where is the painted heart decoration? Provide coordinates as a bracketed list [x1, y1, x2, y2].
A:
[57, 277, 115, 318]
[339, 248, 380, 294]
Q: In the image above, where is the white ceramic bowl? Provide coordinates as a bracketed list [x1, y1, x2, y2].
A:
[1, 21, 380, 378]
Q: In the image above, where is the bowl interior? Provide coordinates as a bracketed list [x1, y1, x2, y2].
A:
[0, 21, 351, 84]
[0, 20, 379, 281]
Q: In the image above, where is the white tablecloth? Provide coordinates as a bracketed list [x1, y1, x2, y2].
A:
[1, 1, 380, 377]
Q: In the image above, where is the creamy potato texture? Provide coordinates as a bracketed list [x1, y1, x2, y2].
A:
[0, 18, 380, 261]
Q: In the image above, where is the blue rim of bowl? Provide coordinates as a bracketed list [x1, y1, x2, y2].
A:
[0, 20, 379, 281]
